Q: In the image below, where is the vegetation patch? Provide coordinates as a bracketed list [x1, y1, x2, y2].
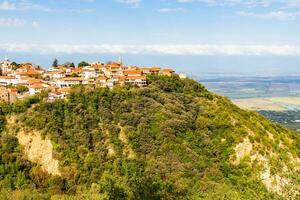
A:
[0, 75, 299, 199]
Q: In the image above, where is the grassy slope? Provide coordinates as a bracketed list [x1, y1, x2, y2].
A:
[0, 75, 299, 199]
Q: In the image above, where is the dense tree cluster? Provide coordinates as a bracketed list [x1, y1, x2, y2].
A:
[0, 75, 299, 199]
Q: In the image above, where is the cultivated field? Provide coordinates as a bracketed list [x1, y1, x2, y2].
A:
[233, 97, 300, 111]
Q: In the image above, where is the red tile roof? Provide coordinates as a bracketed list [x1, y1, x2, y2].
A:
[97, 76, 108, 80]
[119, 76, 146, 80]
[123, 70, 142, 75]
[140, 67, 161, 71]
[161, 68, 175, 72]
[58, 77, 84, 81]
[0, 76, 16, 79]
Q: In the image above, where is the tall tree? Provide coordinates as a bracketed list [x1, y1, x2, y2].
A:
[70, 62, 75, 68]
[78, 61, 89, 67]
[11, 62, 20, 70]
[52, 58, 58, 68]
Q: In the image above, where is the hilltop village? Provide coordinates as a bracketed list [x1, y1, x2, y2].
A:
[0, 57, 179, 103]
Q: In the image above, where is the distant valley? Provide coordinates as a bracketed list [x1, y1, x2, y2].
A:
[201, 75, 300, 132]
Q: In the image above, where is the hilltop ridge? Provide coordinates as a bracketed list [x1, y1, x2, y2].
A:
[0, 75, 299, 199]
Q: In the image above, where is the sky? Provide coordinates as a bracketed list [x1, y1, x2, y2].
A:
[0, 0, 300, 75]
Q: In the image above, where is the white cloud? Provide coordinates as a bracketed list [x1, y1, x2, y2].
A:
[0, 1, 16, 10]
[0, 43, 300, 56]
[115, 0, 141, 7]
[237, 10, 300, 20]
[0, 18, 40, 28]
[0, 0, 52, 11]
[177, 0, 300, 8]
[0, 0, 94, 13]
[32, 21, 40, 28]
[0, 18, 26, 27]
[158, 7, 185, 12]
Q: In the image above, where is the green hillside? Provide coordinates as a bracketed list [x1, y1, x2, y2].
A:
[0, 75, 299, 199]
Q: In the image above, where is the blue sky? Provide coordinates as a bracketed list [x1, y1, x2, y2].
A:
[0, 0, 300, 75]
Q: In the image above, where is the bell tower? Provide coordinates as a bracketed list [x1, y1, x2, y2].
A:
[118, 56, 123, 65]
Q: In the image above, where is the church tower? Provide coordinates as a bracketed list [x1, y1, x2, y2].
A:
[118, 56, 123, 65]
[1, 56, 12, 74]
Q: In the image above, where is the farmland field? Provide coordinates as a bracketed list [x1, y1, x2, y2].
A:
[233, 97, 300, 111]
[200, 75, 300, 131]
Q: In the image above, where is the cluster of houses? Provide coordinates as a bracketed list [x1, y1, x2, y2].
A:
[0, 57, 177, 103]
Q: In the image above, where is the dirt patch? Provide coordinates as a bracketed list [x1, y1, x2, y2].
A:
[17, 130, 61, 176]
[232, 137, 253, 165]
[118, 125, 135, 159]
[251, 152, 299, 199]
[105, 130, 115, 157]
[260, 164, 290, 196]
[6, 115, 60, 176]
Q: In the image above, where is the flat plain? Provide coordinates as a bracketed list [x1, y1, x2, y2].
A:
[201, 75, 300, 131]
[233, 97, 300, 111]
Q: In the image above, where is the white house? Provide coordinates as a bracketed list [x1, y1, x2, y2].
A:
[48, 92, 65, 102]
[96, 76, 108, 87]
[0, 76, 20, 86]
[120, 76, 147, 87]
[28, 83, 50, 95]
[43, 71, 66, 79]
[56, 77, 84, 88]
[82, 69, 97, 79]
[0, 57, 12, 74]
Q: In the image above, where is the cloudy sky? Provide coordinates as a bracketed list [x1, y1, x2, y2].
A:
[0, 0, 300, 75]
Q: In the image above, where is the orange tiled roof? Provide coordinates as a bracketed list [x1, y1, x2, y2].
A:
[141, 67, 161, 71]
[72, 68, 84, 73]
[90, 64, 105, 69]
[106, 63, 121, 69]
[45, 71, 64, 74]
[83, 69, 95, 72]
[119, 76, 146, 80]
[161, 68, 175, 72]
[28, 79, 42, 85]
[16, 63, 33, 71]
[58, 77, 84, 81]
[29, 83, 49, 89]
[122, 70, 142, 75]
[0, 76, 16, 79]
[97, 76, 108, 80]
[19, 70, 39, 76]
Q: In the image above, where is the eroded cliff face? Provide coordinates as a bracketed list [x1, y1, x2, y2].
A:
[16, 130, 60, 176]
[6, 116, 60, 176]
[231, 125, 300, 199]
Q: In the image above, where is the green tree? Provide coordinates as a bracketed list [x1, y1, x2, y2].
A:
[70, 62, 75, 68]
[52, 58, 58, 68]
[11, 62, 20, 70]
[78, 61, 89, 67]
[16, 85, 29, 93]
[70, 73, 79, 77]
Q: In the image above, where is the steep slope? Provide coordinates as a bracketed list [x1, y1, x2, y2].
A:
[6, 116, 60, 176]
[0, 75, 299, 199]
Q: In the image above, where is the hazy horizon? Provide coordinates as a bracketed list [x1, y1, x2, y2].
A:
[2, 53, 300, 76]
